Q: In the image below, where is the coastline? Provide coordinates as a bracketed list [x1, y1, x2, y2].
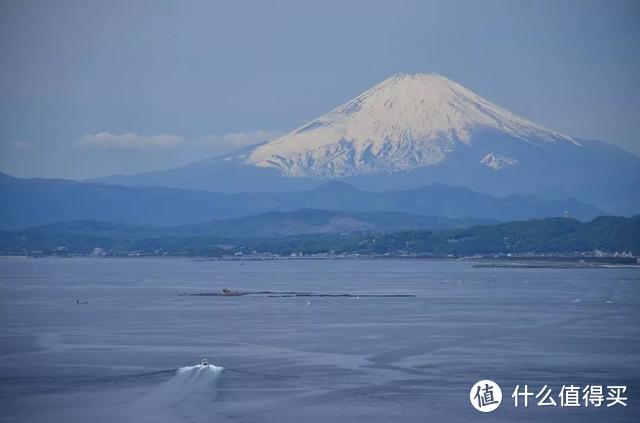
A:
[1, 253, 638, 268]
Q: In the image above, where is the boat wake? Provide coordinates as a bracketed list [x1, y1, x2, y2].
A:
[131, 363, 223, 422]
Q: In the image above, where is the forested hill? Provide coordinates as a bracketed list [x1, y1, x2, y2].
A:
[1, 215, 638, 257]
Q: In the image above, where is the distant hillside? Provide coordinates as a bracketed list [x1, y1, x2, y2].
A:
[1, 215, 638, 256]
[212, 216, 640, 257]
[0, 172, 232, 229]
[181, 209, 493, 238]
[356, 215, 640, 255]
[0, 210, 492, 253]
[0, 172, 604, 229]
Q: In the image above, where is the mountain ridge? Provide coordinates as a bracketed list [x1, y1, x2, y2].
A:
[0, 172, 604, 229]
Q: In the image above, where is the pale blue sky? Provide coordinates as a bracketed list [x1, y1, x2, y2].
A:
[1, 0, 638, 178]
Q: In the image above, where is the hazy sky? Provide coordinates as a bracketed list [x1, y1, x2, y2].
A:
[1, 0, 639, 179]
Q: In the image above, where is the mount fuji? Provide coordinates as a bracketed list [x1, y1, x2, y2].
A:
[96, 73, 640, 215]
[247, 73, 576, 177]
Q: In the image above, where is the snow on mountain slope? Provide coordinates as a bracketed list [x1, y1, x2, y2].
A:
[247, 73, 577, 177]
[480, 152, 518, 170]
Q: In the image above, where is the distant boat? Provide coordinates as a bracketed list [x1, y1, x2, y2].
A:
[201, 358, 209, 366]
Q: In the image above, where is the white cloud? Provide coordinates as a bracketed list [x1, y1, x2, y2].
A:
[79, 130, 280, 154]
[81, 132, 185, 150]
[199, 130, 281, 149]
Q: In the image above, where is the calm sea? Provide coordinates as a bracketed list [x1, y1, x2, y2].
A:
[0, 257, 638, 422]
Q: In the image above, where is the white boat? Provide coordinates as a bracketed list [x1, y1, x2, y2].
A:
[201, 358, 209, 366]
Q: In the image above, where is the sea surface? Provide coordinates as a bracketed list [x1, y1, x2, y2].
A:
[0, 257, 638, 422]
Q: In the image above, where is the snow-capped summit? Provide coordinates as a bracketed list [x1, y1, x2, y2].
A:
[247, 73, 576, 177]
